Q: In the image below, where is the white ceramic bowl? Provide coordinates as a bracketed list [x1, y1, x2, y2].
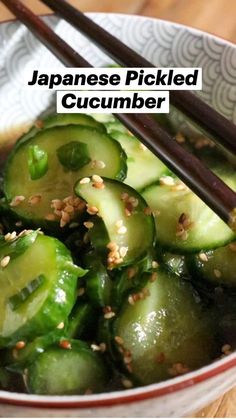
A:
[0, 13, 236, 418]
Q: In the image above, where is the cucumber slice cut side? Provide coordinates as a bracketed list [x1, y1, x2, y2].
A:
[75, 177, 155, 268]
[187, 243, 236, 288]
[25, 340, 108, 395]
[142, 175, 236, 253]
[0, 234, 85, 346]
[4, 125, 127, 227]
[108, 130, 169, 191]
[113, 269, 217, 385]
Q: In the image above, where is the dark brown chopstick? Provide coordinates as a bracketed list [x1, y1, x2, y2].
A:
[41, 0, 236, 158]
[2, 0, 236, 232]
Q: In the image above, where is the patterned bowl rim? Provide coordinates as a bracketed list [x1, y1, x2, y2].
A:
[0, 12, 236, 408]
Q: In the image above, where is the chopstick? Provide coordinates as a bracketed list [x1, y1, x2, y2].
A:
[2, 0, 236, 233]
[41, 0, 236, 158]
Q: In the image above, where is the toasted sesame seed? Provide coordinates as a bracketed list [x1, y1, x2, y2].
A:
[99, 343, 106, 352]
[199, 252, 208, 262]
[104, 311, 116, 319]
[64, 205, 74, 214]
[10, 196, 25, 207]
[107, 241, 118, 251]
[87, 205, 99, 215]
[80, 177, 91, 184]
[45, 213, 56, 221]
[150, 272, 158, 282]
[160, 176, 175, 186]
[5, 231, 16, 241]
[122, 378, 133, 389]
[144, 207, 152, 216]
[83, 221, 94, 229]
[1, 256, 10, 268]
[59, 340, 72, 350]
[121, 192, 129, 201]
[114, 257, 124, 265]
[61, 211, 70, 222]
[93, 182, 105, 189]
[128, 295, 135, 305]
[34, 119, 44, 129]
[152, 261, 159, 269]
[77, 287, 85, 297]
[115, 336, 124, 346]
[171, 183, 188, 192]
[125, 208, 131, 217]
[57, 322, 64, 329]
[92, 175, 103, 184]
[120, 246, 128, 258]
[96, 160, 106, 169]
[15, 341, 26, 350]
[214, 269, 222, 278]
[175, 132, 185, 144]
[139, 143, 147, 151]
[15, 221, 23, 227]
[115, 219, 123, 228]
[127, 267, 137, 279]
[91, 344, 101, 352]
[222, 344, 232, 355]
[28, 194, 42, 206]
[117, 226, 127, 235]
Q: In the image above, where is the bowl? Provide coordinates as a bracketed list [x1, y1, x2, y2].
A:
[0, 12, 236, 418]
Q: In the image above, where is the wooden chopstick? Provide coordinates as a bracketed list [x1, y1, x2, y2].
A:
[41, 0, 236, 158]
[2, 0, 236, 232]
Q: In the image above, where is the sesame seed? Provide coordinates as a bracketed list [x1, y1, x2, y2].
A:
[99, 343, 106, 352]
[61, 211, 70, 222]
[222, 344, 232, 355]
[144, 207, 152, 216]
[128, 295, 135, 305]
[114, 257, 124, 265]
[122, 378, 133, 389]
[96, 160, 106, 169]
[64, 205, 74, 214]
[175, 132, 185, 144]
[15, 341, 26, 350]
[10, 196, 25, 207]
[5, 232, 16, 241]
[115, 336, 124, 346]
[214, 269, 222, 278]
[77, 287, 85, 297]
[93, 182, 105, 189]
[87, 205, 99, 215]
[121, 192, 129, 201]
[15, 221, 23, 227]
[117, 226, 127, 235]
[199, 252, 208, 262]
[91, 344, 101, 352]
[127, 267, 137, 279]
[104, 311, 116, 319]
[92, 175, 103, 184]
[120, 247, 128, 258]
[34, 119, 44, 129]
[160, 176, 175, 186]
[80, 177, 90, 184]
[1, 256, 10, 268]
[28, 194, 42, 206]
[150, 272, 158, 282]
[45, 213, 56, 221]
[56, 322, 64, 329]
[83, 221, 94, 229]
[152, 261, 159, 269]
[107, 242, 119, 251]
[139, 143, 147, 151]
[115, 219, 123, 228]
[59, 340, 72, 350]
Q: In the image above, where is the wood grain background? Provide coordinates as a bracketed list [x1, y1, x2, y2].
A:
[0, 1, 236, 417]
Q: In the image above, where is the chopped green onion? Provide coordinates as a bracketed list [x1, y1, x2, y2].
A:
[57, 141, 90, 171]
[28, 145, 48, 180]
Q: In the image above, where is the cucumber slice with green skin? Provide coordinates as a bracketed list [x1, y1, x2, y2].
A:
[161, 252, 189, 278]
[75, 177, 155, 268]
[142, 173, 236, 253]
[25, 340, 108, 395]
[187, 243, 236, 288]
[108, 131, 169, 191]
[83, 251, 112, 308]
[67, 302, 96, 339]
[4, 125, 127, 227]
[0, 230, 38, 261]
[113, 268, 216, 385]
[18, 113, 106, 146]
[0, 234, 86, 347]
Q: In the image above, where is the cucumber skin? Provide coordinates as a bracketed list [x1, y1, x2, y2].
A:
[25, 339, 109, 395]
[0, 237, 85, 348]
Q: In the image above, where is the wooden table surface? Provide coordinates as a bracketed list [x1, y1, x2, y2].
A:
[0, 1, 236, 417]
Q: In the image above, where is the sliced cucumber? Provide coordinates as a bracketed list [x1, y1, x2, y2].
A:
[4, 125, 127, 227]
[161, 252, 189, 278]
[113, 269, 216, 385]
[83, 253, 112, 308]
[187, 243, 236, 288]
[25, 340, 108, 395]
[67, 302, 96, 339]
[19, 113, 105, 145]
[75, 177, 155, 268]
[142, 172, 236, 253]
[108, 131, 169, 191]
[0, 234, 85, 346]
